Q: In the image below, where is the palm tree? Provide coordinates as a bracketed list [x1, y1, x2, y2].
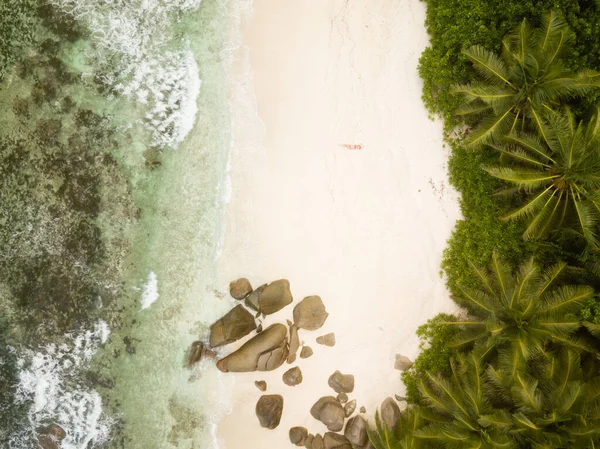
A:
[445, 252, 595, 378]
[484, 108, 600, 247]
[454, 11, 600, 148]
[368, 408, 428, 449]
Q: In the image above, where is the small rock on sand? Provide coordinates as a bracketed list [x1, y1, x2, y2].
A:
[381, 397, 401, 429]
[344, 415, 368, 447]
[395, 394, 406, 402]
[293, 295, 329, 330]
[323, 432, 352, 449]
[300, 346, 313, 358]
[256, 395, 284, 429]
[245, 284, 266, 312]
[360, 406, 366, 413]
[255, 380, 267, 391]
[282, 366, 303, 386]
[305, 434, 315, 448]
[289, 426, 308, 446]
[185, 341, 216, 368]
[209, 304, 256, 347]
[287, 324, 299, 364]
[344, 399, 356, 417]
[229, 278, 253, 299]
[311, 434, 324, 449]
[310, 396, 345, 432]
[337, 392, 348, 404]
[394, 354, 414, 371]
[259, 279, 293, 315]
[328, 370, 354, 393]
[316, 333, 336, 347]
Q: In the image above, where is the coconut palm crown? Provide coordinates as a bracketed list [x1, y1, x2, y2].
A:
[446, 252, 595, 377]
[454, 11, 600, 148]
[485, 108, 600, 247]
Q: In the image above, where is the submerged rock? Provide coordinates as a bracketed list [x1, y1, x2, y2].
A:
[394, 354, 414, 371]
[300, 345, 313, 359]
[316, 333, 336, 347]
[344, 415, 368, 447]
[245, 283, 266, 312]
[209, 304, 256, 347]
[259, 279, 293, 315]
[185, 341, 216, 368]
[38, 424, 66, 449]
[282, 366, 303, 386]
[293, 295, 329, 330]
[381, 397, 401, 429]
[323, 432, 352, 449]
[255, 380, 267, 392]
[256, 394, 284, 429]
[217, 323, 288, 372]
[230, 278, 253, 299]
[328, 370, 354, 393]
[289, 426, 308, 446]
[310, 396, 345, 432]
[287, 324, 300, 363]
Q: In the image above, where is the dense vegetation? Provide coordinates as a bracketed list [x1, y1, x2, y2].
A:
[371, 5, 600, 448]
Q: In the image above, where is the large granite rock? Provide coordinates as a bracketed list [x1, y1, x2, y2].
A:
[185, 341, 216, 368]
[229, 278, 253, 299]
[259, 279, 293, 315]
[328, 370, 354, 393]
[209, 304, 256, 347]
[256, 395, 284, 429]
[289, 426, 308, 446]
[344, 415, 368, 447]
[310, 396, 345, 432]
[316, 333, 336, 347]
[282, 366, 303, 386]
[293, 295, 329, 330]
[394, 354, 414, 371]
[217, 323, 288, 372]
[38, 424, 66, 449]
[323, 432, 352, 449]
[381, 397, 401, 429]
[245, 284, 266, 312]
[287, 324, 299, 363]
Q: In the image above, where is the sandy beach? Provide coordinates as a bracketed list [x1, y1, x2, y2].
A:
[216, 0, 461, 447]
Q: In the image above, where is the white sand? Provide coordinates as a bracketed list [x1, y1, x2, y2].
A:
[216, 0, 461, 447]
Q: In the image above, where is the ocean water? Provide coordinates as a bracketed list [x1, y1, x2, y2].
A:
[0, 0, 251, 447]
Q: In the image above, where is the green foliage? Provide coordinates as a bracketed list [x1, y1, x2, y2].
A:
[402, 313, 460, 404]
[419, 0, 600, 126]
[0, 0, 39, 80]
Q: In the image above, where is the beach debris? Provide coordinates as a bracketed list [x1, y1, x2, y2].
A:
[316, 333, 336, 347]
[209, 304, 256, 347]
[255, 380, 267, 392]
[259, 279, 293, 315]
[337, 392, 348, 404]
[245, 284, 266, 312]
[394, 354, 414, 371]
[282, 366, 303, 386]
[323, 432, 352, 448]
[185, 341, 216, 368]
[300, 345, 314, 359]
[339, 143, 363, 150]
[287, 324, 300, 363]
[216, 323, 288, 372]
[229, 278, 253, 299]
[328, 370, 355, 393]
[344, 399, 357, 417]
[289, 426, 309, 446]
[255, 394, 284, 429]
[310, 396, 346, 432]
[38, 424, 66, 449]
[293, 295, 329, 330]
[395, 394, 406, 402]
[344, 415, 368, 447]
[360, 406, 366, 413]
[381, 397, 401, 429]
[311, 434, 324, 449]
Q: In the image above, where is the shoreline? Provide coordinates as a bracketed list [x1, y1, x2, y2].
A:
[215, 0, 461, 447]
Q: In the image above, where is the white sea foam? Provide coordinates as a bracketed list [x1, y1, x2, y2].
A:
[11, 321, 113, 449]
[48, 0, 203, 149]
[140, 271, 159, 310]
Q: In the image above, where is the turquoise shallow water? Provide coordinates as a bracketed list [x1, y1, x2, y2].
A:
[0, 0, 245, 447]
